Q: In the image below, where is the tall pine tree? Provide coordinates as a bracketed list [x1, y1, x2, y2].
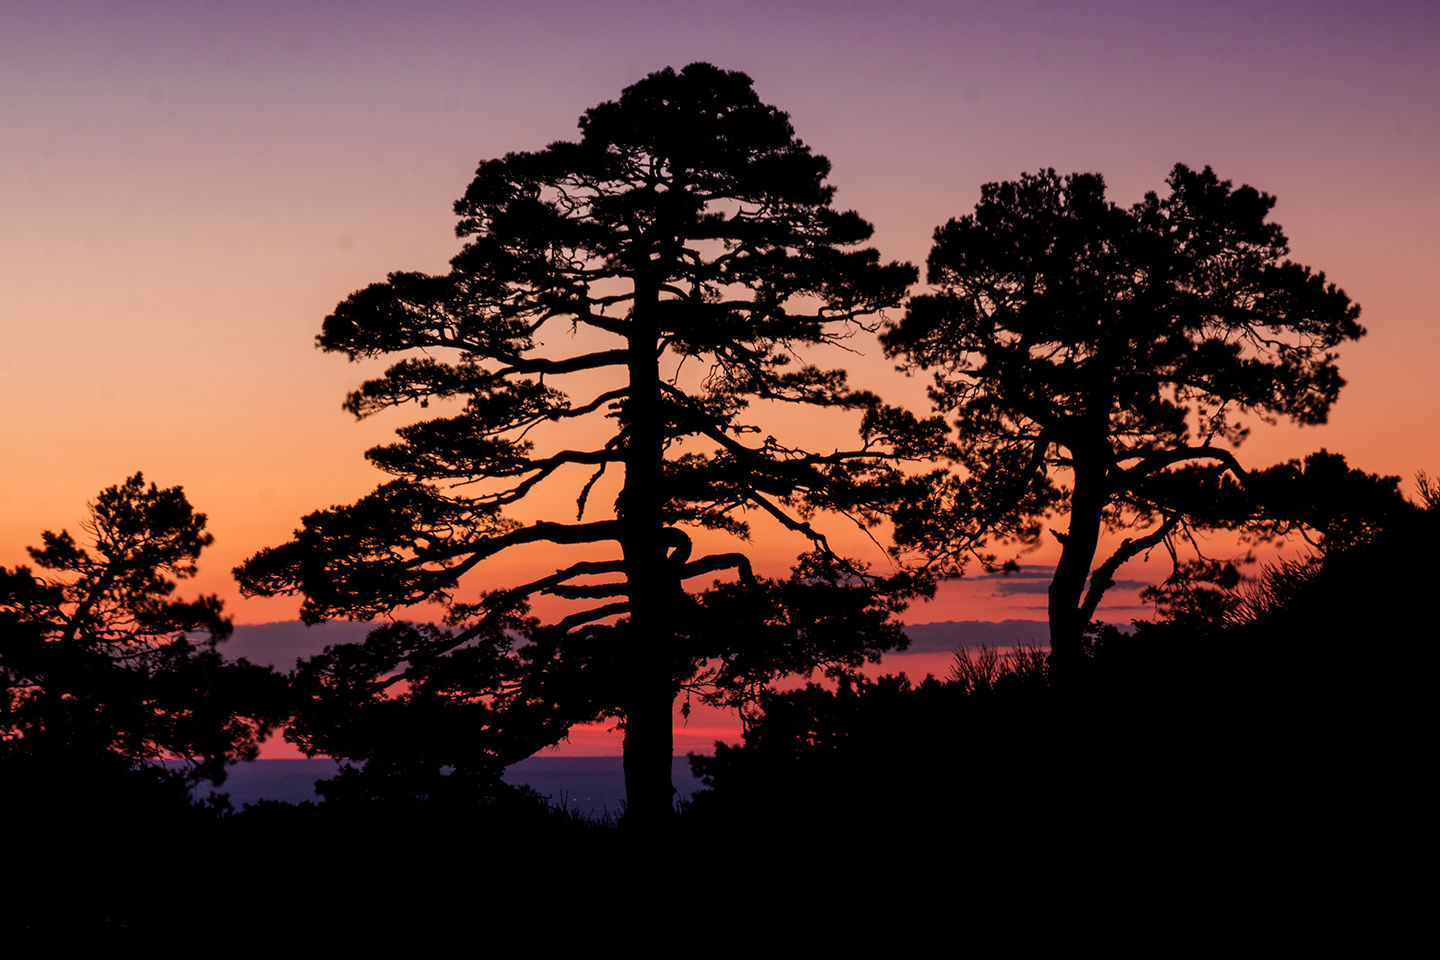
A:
[237, 64, 921, 827]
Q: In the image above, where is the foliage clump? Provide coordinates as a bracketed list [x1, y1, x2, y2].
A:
[1, 473, 284, 795]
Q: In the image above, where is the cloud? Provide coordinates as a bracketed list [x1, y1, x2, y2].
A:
[223, 620, 373, 670]
[1013, 602, 1154, 613]
[962, 565, 1153, 596]
[901, 619, 1051, 653]
[901, 615, 1140, 652]
[968, 565, 1052, 582]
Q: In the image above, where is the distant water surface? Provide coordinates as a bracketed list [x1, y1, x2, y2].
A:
[215, 756, 702, 818]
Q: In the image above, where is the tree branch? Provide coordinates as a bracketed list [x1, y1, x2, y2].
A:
[1077, 512, 1181, 626]
[491, 349, 629, 378]
[1115, 445, 1249, 486]
[679, 552, 757, 586]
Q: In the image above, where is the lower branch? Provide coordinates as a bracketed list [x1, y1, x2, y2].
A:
[679, 552, 756, 586]
[1077, 512, 1180, 626]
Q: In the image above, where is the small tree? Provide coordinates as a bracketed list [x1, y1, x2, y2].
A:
[1, 474, 283, 796]
[236, 64, 921, 827]
[882, 165, 1364, 670]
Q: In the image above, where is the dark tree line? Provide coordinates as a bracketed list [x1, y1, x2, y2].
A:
[687, 465, 1432, 872]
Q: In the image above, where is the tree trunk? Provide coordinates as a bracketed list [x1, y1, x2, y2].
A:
[618, 278, 676, 834]
[1048, 456, 1107, 678]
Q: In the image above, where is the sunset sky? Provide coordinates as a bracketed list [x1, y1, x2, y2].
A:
[5, 0, 1438, 639]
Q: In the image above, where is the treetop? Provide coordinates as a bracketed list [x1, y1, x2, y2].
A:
[889, 162, 1363, 453]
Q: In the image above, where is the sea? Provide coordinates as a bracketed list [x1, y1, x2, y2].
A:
[212, 755, 704, 819]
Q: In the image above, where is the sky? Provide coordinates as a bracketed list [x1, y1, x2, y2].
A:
[4, 0, 1439, 638]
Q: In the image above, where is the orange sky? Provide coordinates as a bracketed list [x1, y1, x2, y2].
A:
[4, 0, 1438, 634]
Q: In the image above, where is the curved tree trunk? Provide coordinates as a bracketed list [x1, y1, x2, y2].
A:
[1048, 454, 1107, 679]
